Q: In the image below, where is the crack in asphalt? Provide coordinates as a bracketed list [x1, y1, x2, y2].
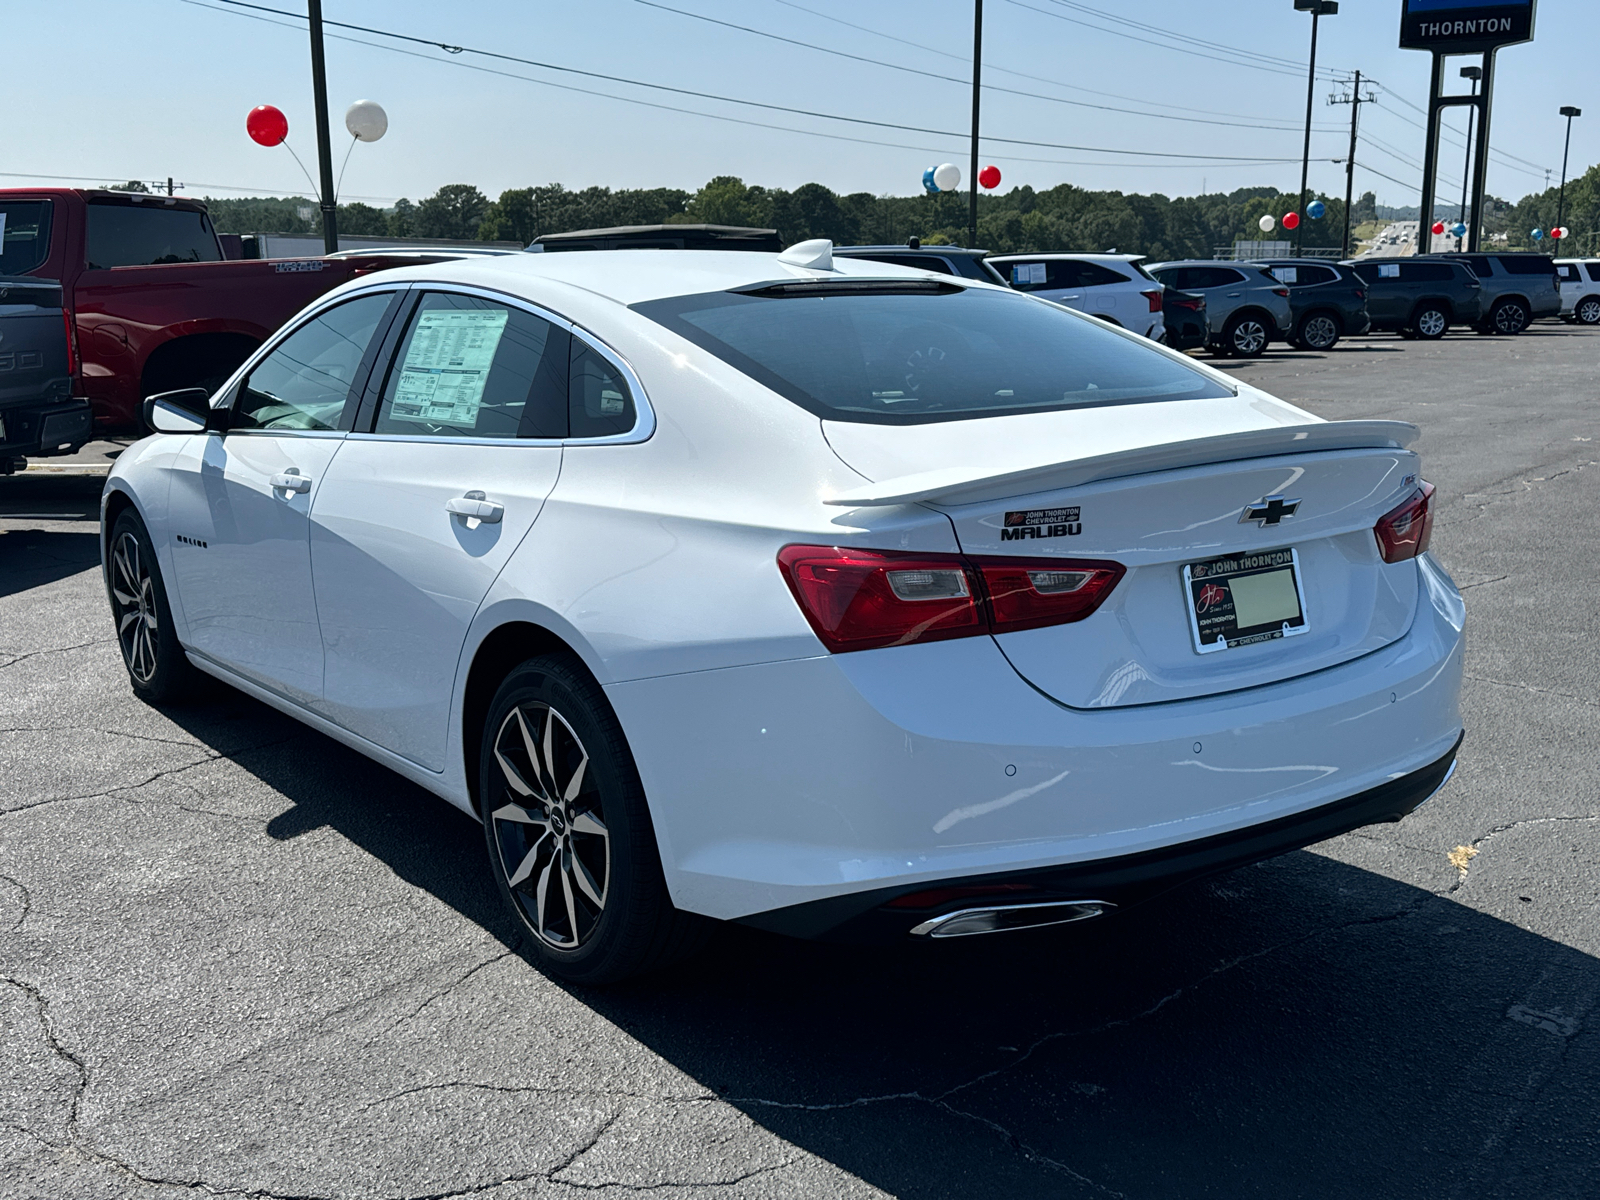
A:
[3, 977, 90, 1130]
[1444, 815, 1600, 893]
[355, 1080, 710, 1114]
[0, 724, 213, 750]
[0, 872, 32, 931]
[0, 637, 115, 671]
[1456, 574, 1509, 591]
[381, 949, 519, 1033]
[1463, 673, 1600, 710]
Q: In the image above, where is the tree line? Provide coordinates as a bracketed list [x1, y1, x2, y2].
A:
[187, 165, 1598, 258]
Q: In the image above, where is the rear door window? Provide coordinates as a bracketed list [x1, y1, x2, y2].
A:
[1458, 256, 1494, 278]
[1193, 267, 1246, 288]
[1403, 263, 1455, 283]
[1274, 264, 1335, 286]
[236, 293, 396, 432]
[0, 201, 54, 276]
[633, 282, 1232, 425]
[374, 291, 569, 439]
[1558, 264, 1581, 282]
[1587, 263, 1600, 283]
[1075, 261, 1133, 287]
[86, 202, 222, 268]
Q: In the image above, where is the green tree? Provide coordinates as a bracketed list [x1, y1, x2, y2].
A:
[677, 176, 770, 227]
[337, 202, 388, 236]
[387, 198, 416, 237]
[106, 180, 152, 194]
[415, 185, 489, 239]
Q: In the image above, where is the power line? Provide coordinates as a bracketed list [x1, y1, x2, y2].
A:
[1368, 95, 1550, 180]
[198, 0, 1306, 163]
[0, 167, 395, 203]
[1372, 82, 1547, 171]
[1040, 0, 1346, 76]
[631, 0, 1340, 134]
[764, 0, 1343, 128]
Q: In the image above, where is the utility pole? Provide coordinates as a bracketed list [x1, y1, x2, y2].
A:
[166, 177, 175, 197]
[968, 0, 982, 251]
[307, 0, 340, 255]
[1556, 105, 1582, 253]
[1293, 1, 1337, 255]
[1331, 72, 1374, 259]
[1457, 67, 1481, 251]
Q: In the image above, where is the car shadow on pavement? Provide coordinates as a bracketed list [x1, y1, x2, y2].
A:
[0, 528, 102, 599]
[159, 688, 1600, 1200]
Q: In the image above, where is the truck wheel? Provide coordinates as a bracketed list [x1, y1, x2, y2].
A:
[1412, 306, 1449, 340]
[480, 654, 711, 985]
[1491, 298, 1531, 335]
[1576, 297, 1600, 325]
[108, 510, 203, 704]
[1295, 311, 1341, 351]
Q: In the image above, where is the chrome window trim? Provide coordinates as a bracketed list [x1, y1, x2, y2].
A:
[347, 280, 656, 448]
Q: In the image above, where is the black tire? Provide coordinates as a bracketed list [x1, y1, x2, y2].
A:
[107, 509, 203, 704]
[1490, 298, 1531, 336]
[1294, 310, 1341, 351]
[1411, 305, 1449, 340]
[1576, 296, 1600, 326]
[479, 654, 709, 985]
[1221, 313, 1270, 357]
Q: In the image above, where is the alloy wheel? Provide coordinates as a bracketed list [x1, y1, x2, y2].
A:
[1230, 319, 1268, 356]
[489, 703, 610, 950]
[1576, 298, 1600, 325]
[1416, 309, 1448, 338]
[1300, 314, 1339, 350]
[1492, 301, 1529, 335]
[111, 531, 159, 685]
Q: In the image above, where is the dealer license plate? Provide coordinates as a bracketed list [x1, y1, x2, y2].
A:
[1182, 547, 1309, 654]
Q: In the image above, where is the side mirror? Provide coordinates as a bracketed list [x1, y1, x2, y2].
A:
[143, 388, 214, 435]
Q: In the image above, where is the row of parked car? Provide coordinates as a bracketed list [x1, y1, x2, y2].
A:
[830, 238, 1596, 359]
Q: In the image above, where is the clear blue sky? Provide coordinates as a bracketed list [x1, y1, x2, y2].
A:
[10, 0, 1593, 207]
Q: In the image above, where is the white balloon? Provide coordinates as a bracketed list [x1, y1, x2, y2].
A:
[345, 99, 388, 142]
[1258, 214, 1276, 232]
[932, 162, 962, 192]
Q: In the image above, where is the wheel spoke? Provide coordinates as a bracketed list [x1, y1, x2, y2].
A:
[571, 809, 607, 837]
[562, 751, 588, 803]
[495, 745, 538, 799]
[571, 852, 604, 907]
[119, 610, 140, 634]
[506, 833, 547, 889]
[139, 628, 155, 677]
[535, 855, 555, 937]
[541, 706, 559, 796]
[114, 544, 136, 597]
[492, 801, 546, 827]
[561, 864, 580, 940]
[515, 707, 555, 799]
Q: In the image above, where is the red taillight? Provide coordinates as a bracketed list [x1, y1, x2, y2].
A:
[1141, 288, 1163, 313]
[777, 546, 1124, 652]
[973, 556, 1126, 633]
[1374, 483, 1435, 563]
[1272, 287, 1290, 297]
[62, 309, 76, 376]
[1353, 288, 1365, 300]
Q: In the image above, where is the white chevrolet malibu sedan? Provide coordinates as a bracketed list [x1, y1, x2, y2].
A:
[103, 241, 1465, 982]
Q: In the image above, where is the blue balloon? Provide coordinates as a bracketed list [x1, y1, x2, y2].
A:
[1451, 222, 1467, 238]
[1531, 227, 1545, 240]
[922, 166, 940, 194]
[1306, 200, 1326, 220]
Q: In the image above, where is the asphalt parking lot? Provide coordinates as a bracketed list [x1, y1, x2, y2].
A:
[2, 326, 1597, 1199]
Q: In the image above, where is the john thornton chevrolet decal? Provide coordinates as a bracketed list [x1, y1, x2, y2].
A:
[1001, 506, 1081, 541]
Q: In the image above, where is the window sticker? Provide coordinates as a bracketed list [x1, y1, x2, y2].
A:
[389, 309, 509, 427]
[1011, 262, 1046, 285]
[1378, 263, 1400, 278]
[1271, 266, 1298, 284]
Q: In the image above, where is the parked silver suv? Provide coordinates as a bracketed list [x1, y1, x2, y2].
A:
[1145, 261, 1294, 357]
[1428, 252, 1561, 334]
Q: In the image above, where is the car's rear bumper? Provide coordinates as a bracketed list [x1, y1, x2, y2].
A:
[743, 731, 1462, 940]
[607, 556, 1465, 924]
[0, 397, 93, 459]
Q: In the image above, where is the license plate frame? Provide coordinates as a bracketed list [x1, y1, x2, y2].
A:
[1182, 547, 1309, 655]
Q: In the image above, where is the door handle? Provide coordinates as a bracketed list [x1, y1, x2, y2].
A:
[1226, 292, 1243, 298]
[270, 470, 312, 494]
[446, 490, 504, 523]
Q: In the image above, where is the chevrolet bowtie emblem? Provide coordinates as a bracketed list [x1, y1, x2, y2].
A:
[1240, 495, 1301, 527]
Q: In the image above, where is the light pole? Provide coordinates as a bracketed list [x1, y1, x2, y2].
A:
[1556, 105, 1582, 254]
[1456, 66, 1481, 251]
[968, 0, 983, 251]
[307, 0, 339, 254]
[1293, 0, 1337, 255]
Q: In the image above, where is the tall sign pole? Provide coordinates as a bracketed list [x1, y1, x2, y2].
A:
[307, 0, 340, 255]
[1457, 67, 1481, 250]
[1400, 0, 1535, 255]
[1293, 2, 1337, 256]
[1556, 106, 1582, 251]
[968, 0, 983, 251]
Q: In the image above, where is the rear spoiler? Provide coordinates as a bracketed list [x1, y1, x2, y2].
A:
[823, 420, 1420, 508]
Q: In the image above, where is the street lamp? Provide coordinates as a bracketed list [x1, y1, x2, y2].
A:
[1293, 1, 1338, 255]
[1556, 105, 1582, 254]
[1456, 67, 1481, 251]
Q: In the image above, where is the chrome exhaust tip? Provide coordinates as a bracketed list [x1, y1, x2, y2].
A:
[909, 899, 1114, 938]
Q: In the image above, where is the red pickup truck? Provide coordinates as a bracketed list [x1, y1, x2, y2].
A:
[0, 187, 440, 439]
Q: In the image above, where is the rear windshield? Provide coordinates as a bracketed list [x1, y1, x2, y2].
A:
[633, 284, 1232, 424]
[0, 201, 54, 276]
[86, 203, 222, 269]
[1497, 255, 1558, 276]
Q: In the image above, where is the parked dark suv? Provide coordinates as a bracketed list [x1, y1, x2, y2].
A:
[833, 241, 1008, 284]
[1428, 252, 1561, 334]
[1250, 258, 1371, 350]
[1344, 257, 1482, 339]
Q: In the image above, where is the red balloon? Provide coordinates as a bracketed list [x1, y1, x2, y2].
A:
[978, 164, 1002, 190]
[1550, 227, 1564, 239]
[1431, 220, 1446, 236]
[247, 105, 288, 147]
[1281, 211, 1300, 231]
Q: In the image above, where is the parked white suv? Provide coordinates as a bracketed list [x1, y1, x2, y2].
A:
[1555, 259, 1600, 325]
[989, 253, 1165, 341]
